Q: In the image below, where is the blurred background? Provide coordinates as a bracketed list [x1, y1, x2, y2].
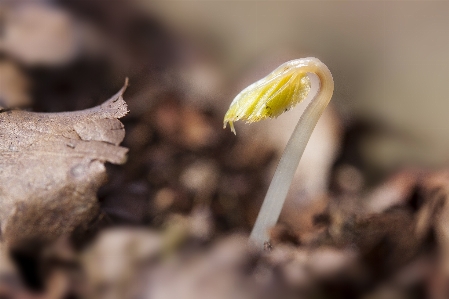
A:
[2, 1, 449, 298]
[149, 1, 449, 170]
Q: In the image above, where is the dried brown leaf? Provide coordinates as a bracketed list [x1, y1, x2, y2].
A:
[0, 82, 128, 247]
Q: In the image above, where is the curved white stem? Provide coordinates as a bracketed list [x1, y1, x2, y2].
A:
[249, 58, 334, 247]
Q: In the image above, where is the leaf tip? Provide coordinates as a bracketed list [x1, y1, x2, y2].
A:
[223, 120, 236, 135]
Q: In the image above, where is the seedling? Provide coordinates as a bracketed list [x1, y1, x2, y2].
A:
[224, 57, 334, 247]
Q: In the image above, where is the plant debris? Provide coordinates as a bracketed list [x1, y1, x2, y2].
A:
[0, 82, 128, 248]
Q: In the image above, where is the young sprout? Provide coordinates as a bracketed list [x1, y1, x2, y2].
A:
[224, 57, 334, 247]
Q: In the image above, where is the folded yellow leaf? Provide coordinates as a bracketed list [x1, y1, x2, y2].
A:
[223, 59, 312, 134]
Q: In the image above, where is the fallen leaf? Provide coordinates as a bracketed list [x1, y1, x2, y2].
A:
[0, 81, 128, 247]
